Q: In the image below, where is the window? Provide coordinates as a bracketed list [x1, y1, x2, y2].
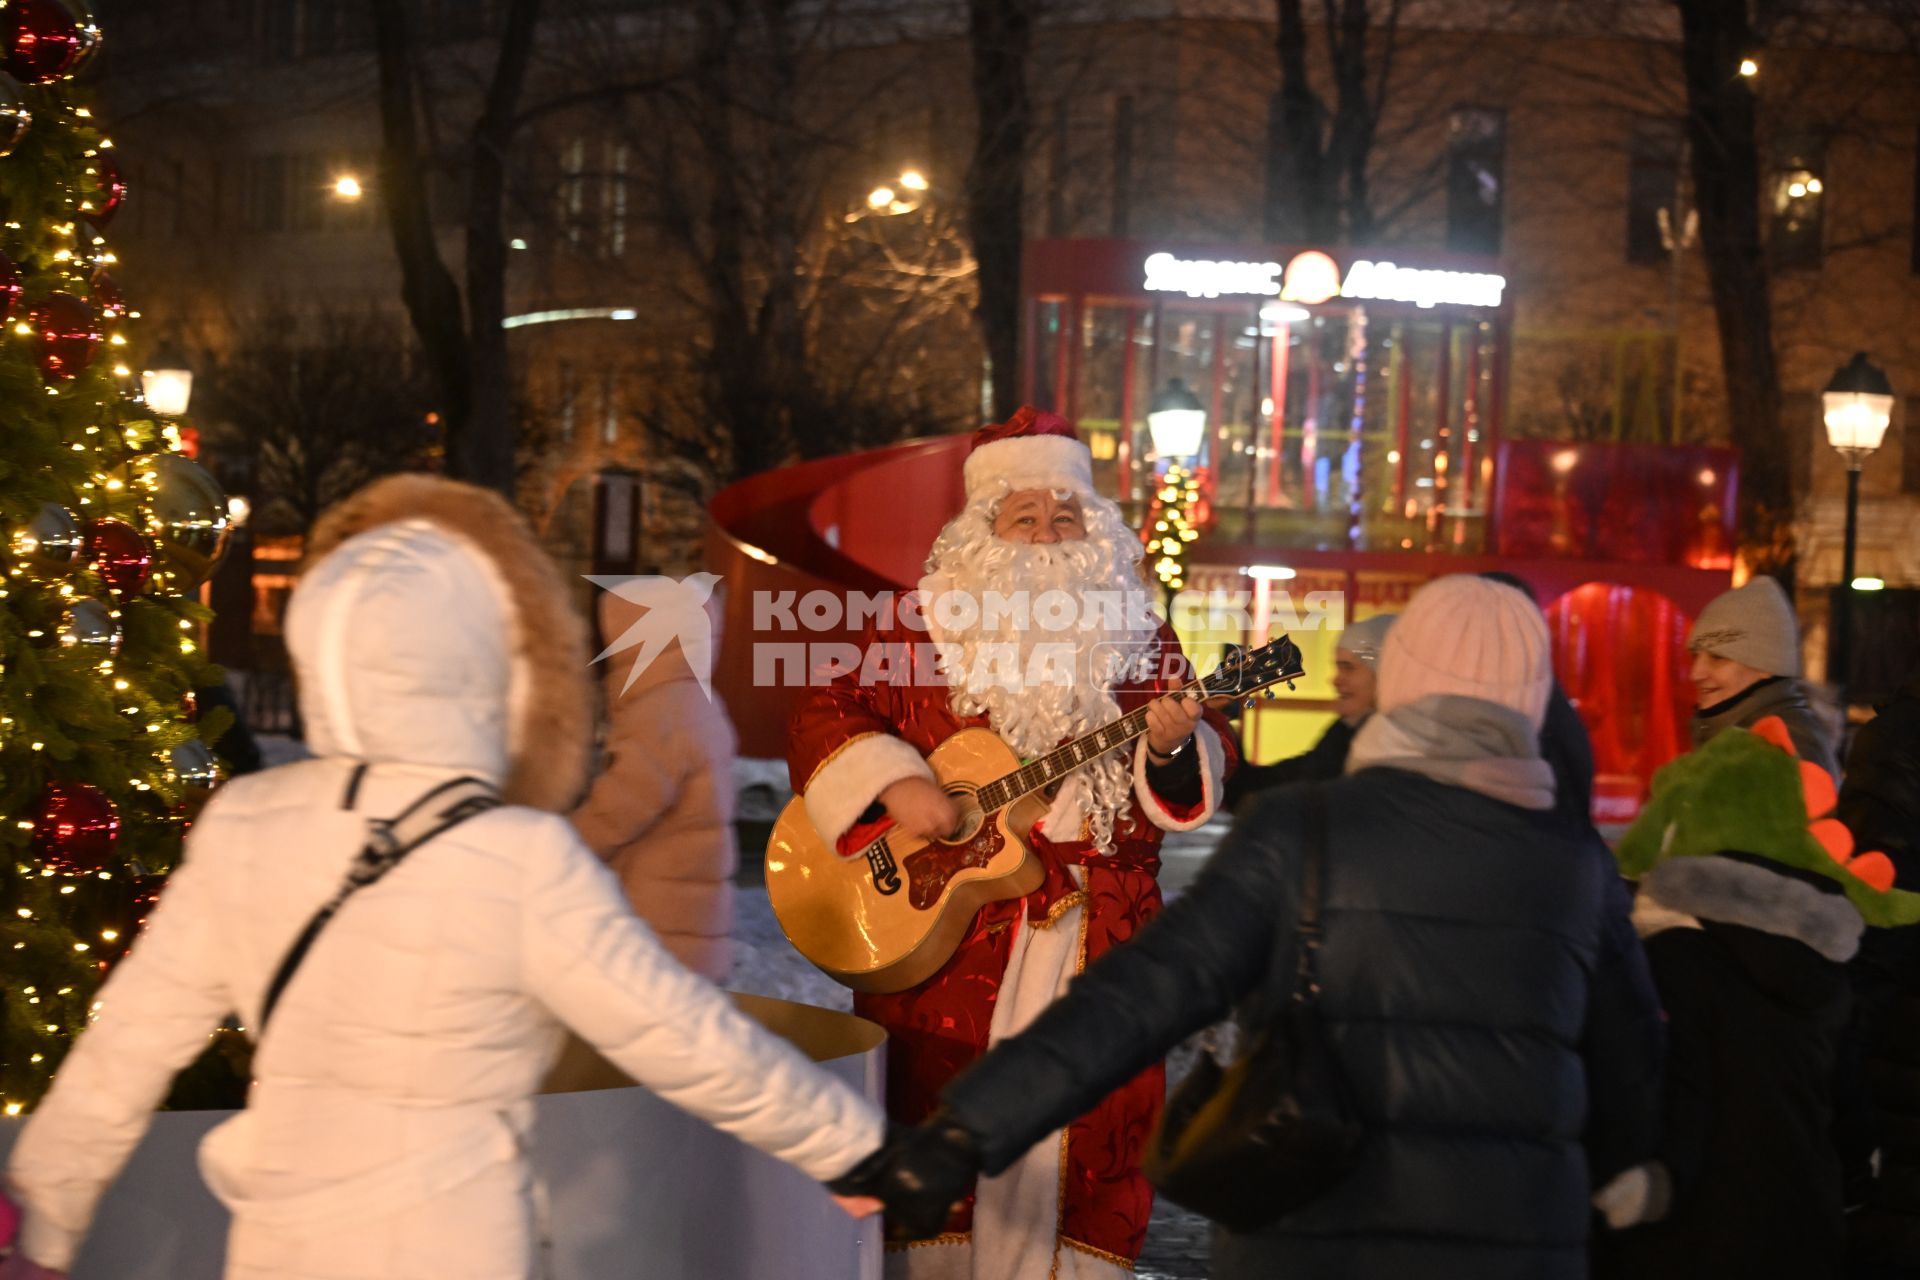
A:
[1905, 397, 1920, 495]
[1769, 132, 1826, 271]
[242, 155, 288, 232]
[243, 153, 366, 233]
[1626, 118, 1684, 265]
[560, 136, 589, 250]
[1446, 107, 1506, 257]
[1110, 94, 1134, 238]
[301, 0, 372, 56]
[427, 0, 495, 41]
[1911, 124, 1920, 275]
[602, 141, 630, 259]
[1785, 391, 1815, 499]
[256, 0, 298, 60]
[257, 0, 372, 60]
[558, 364, 577, 441]
[557, 137, 631, 258]
[1045, 99, 1068, 237]
[600, 370, 619, 444]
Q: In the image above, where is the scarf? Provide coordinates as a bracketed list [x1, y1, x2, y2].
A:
[1345, 693, 1556, 810]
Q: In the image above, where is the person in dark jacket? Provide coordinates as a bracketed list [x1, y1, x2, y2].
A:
[1838, 665, 1920, 1271]
[1223, 612, 1394, 812]
[837, 574, 1666, 1280]
[1601, 714, 1920, 1279]
[1479, 571, 1596, 825]
[1688, 575, 1839, 779]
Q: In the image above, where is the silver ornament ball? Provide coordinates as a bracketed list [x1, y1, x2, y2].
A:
[0, 73, 31, 156]
[141, 453, 231, 589]
[58, 597, 121, 656]
[12, 501, 83, 571]
[169, 738, 220, 789]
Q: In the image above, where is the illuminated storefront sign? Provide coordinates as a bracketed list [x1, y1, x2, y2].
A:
[1141, 250, 1506, 309]
[1142, 252, 1282, 298]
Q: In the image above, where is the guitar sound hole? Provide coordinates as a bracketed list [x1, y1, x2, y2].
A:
[944, 792, 986, 844]
[902, 812, 1005, 911]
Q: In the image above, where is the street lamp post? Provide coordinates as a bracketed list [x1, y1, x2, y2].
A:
[141, 341, 193, 417]
[1147, 377, 1207, 463]
[1821, 352, 1894, 698]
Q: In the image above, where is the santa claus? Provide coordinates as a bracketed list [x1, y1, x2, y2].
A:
[788, 407, 1236, 1278]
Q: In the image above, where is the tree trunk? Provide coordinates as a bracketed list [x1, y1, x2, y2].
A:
[965, 0, 1033, 421]
[370, 0, 472, 480]
[1324, 0, 1375, 241]
[690, 4, 780, 479]
[463, 0, 544, 497]
[752, 0, 816, 470]
[1266, 0, 1330, 242]
[1673, 0, 1794, 587]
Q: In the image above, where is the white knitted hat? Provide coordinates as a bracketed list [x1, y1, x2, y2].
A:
[1688, 577, 1800, 678]
[1376, 575, 1554, 729]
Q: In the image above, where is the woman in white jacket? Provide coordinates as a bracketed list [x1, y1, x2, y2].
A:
[0, 475, 883, 1280]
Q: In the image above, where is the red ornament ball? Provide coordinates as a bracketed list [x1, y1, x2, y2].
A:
[3, 0, 100, 85]
[85, 517, 152, 597]
[81, 148, 122, 227]
[0, 251, 20, 325]
[29, 291, 101, 381]
[29, 781, 119, 873]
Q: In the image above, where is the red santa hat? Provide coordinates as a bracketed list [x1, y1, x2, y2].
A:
[962, 406, 1095, 503]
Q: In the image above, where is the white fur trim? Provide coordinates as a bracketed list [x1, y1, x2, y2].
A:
[963, 434, 1094, 502]
[1134, 723, 1225, 832]
[972, 874, 1085, 1278]
[802, 733, 935, 846]
[1642, 856, 1864, 963]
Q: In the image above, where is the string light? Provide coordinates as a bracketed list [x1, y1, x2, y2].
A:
[1147, 463, 1203, 595]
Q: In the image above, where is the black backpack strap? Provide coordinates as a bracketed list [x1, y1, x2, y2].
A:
[1289, 783, 1333, 1005]
[257, 775, 500, 1036]
[1235, 782, 1333, 1035]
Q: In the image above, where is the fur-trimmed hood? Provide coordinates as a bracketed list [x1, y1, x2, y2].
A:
[1638, 855, 1864, 965]
[294, 474, 594, 812]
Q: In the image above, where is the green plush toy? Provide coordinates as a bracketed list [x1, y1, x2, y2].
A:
[1617, 715, 1920, 929]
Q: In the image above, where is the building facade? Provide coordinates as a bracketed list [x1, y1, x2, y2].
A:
[93, 1, 1920, 662]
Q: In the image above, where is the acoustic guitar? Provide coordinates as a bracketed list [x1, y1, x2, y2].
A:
[766, 636, 1307, 993]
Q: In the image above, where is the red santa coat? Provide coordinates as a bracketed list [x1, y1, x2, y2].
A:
[787, 610, 1234, 1270]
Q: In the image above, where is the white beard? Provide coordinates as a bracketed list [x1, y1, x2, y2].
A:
[920, 496, 1158, 853]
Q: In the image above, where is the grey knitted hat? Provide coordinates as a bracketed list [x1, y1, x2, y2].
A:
[1688, 577, 1800, 678]
[1336, 612, 1398, 669]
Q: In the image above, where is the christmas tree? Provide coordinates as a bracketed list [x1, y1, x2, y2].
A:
[0, 0, 237, 1114]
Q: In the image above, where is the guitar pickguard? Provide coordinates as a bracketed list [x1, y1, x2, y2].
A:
[902, 822, 1009, 911]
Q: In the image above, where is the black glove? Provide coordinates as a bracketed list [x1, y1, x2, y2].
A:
[829, 1111, 984, 1241]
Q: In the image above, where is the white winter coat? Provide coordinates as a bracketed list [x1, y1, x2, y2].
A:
[5, 483, 883, 1279]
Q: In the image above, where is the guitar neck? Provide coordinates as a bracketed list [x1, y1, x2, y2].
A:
[975, 678, 1208, 814]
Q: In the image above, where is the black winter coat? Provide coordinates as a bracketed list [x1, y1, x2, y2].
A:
[1544, 683, 1596, 826]
[1837, 675, 1920, 1268]
[941, 769, 1666, 1280]
[1223, 716, 1355, 813]
[1600, 918, 1850, 1280]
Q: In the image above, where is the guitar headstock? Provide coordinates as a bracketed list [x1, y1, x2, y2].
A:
[1204, 635, 1307, 700]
